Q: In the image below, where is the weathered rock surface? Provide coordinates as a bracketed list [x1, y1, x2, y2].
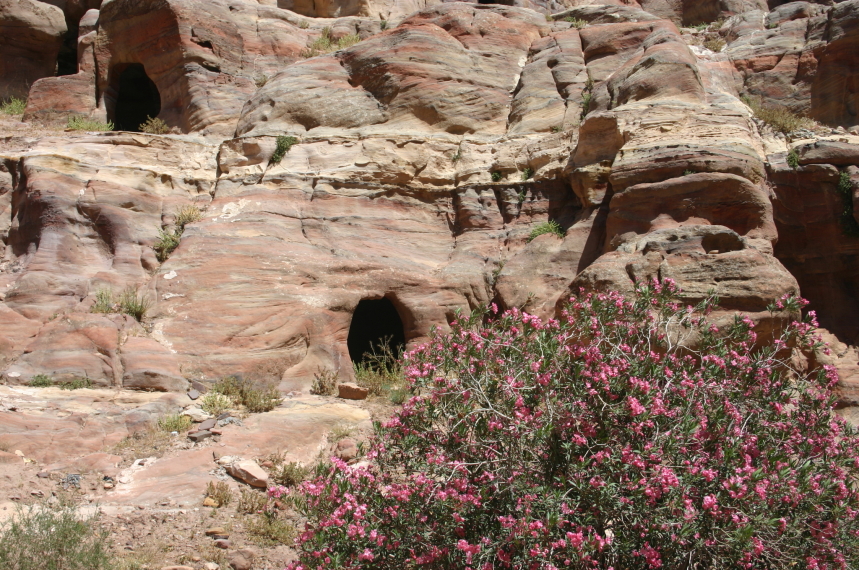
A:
[1, 1, 858, 410]
[0, 0, 67, 100]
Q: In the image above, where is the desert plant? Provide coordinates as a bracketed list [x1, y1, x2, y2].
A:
[287, 283, 859, 570]
[521, 167, 533, 181]
[353, 336, 407, 401]
[787, 148, 800, 169]
[491, 171, 503, 182]
[311, 369, 338, 396]
[301, 27, 361, 58]
[245, 511, 295, 546]
[237, 488, 269, 514]
[156, 413, 192, 433]
[451, 149, 462, 162]
[272, 461, 310, 487]
[29, 374, 53, 388]
[269, 135, 298, 165]
[210, 375, 282, 413]
[139, 116, 169, 134]
[528, 219, 565, 241]
[703, 37, 726, 52]
[67, 115, 113, 131]
[580, 91, 592, 120]
[254, 74, 269, 88]
[91, 289, 114, 313]
[742, 95, 815, 135]
[58, 377, 92, 390]
[837, 170, 859, 236]
[153, 205, 202, 261]
[117, 288, 150, 321]
[0, 502, 112, 570]
[551, 124, 563, 133]
[200, 392, 233, 416]
[299, 20, 309, 29]
[328, 423, 354, 442]
[380, 19, 388, 30]
[205, 481, 233, 508]
[0, 97, 26, 115]
[691, 22, 708, 31]
[564, 16, 588, 28]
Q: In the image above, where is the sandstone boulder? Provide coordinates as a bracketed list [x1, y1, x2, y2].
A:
[227, 460, 268, 487]
[0, 0, 66, 100]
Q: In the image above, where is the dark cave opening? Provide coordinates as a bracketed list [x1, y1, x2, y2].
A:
[56, 27, 79, 76]
[113, 64, 161, 132]
[347, 298, 406, 365]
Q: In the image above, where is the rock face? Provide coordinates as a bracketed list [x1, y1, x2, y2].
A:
[1, 1, 859, 409]
[0, 0, 67, 100]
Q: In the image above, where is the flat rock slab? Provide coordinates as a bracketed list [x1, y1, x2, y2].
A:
[338, 382, 369, 400]
[226, 459, 268, 487]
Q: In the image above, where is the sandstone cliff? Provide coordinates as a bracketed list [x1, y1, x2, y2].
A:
[1, 0, 857, 408]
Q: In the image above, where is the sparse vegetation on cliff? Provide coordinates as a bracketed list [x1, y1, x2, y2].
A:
[302, 27, 361, 58]
[90, 287, 151, 321]
[269, 135, 298, 165]
[154, 205, 202, 262]
[742, 95, 814, 135]
[528, 219, 565, 241]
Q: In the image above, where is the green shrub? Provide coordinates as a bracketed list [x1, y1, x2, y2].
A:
[254, 74, 269, 88]
[67, 115, 113, 131]
[564, 17, 588, 28]
[787, 148, 800, 169]
[156, 413, 192, 432]
[491, 171, 503, 182]
[29, 374, 53, 388]
[58, 377, 92, 390]
[380, 20, 388, 30]
[551, 125, 563, 133]
[742, 95, 814, 135]
[837, 170, 859, 236]
[270, 135, 298, 165]
[117, 288, 150, 322]
[0, 97, 26, 115]
[200, 392, 233, 416]
[528, 220, 565, 241]
[581, 91, 592, 120]
[0, 503, 112, 570]
[521, 167, 533, 181]
[153, 205, 202, 262]
[139, 116, 169, 134]
[691, 22, 708, 31]
[302, 28, 361, 58]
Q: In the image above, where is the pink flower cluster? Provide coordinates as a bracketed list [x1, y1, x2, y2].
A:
[287, 282, 859, 569]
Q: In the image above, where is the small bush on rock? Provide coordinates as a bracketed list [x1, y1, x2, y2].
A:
[302, 28, 361, 58]
[743, 95, 814, 135]
[138, 116, 169, 134]
[29, 374, 53, 387]
[528, 219, 565, 241]
[311, 369, 339, 396]
[200, 392, 233, 416]
[154, 205, 202, 262]
[205, 481, 233, 508]
[58, 377, 92, 390]
[211, 375, 282, 413]
[286, 282, 859, 570]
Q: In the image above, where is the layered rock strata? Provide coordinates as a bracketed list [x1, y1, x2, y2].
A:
[0, 1, 857, 406]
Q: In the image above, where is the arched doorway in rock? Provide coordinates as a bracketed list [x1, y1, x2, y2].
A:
[112, 64, 161, 132]
[347, 297, 406, 365]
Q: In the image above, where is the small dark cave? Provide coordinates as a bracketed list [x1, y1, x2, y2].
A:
[113, 64, 161, 132]
[56, 27, 79, 76]
[347, 298, 406, 364]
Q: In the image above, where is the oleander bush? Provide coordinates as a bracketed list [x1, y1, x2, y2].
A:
[286, 282, 859, 570]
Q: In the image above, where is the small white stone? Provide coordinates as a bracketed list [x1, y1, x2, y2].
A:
[163, 270, 178, 280]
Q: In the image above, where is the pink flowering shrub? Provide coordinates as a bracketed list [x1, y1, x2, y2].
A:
[287, 282, 859, 569]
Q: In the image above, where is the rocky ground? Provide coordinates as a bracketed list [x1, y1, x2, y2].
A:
[0, 381, 394, 569]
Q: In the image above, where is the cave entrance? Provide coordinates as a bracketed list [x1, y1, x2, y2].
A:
[347, 298, 406, 366]
[113, 64, 161, 132]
